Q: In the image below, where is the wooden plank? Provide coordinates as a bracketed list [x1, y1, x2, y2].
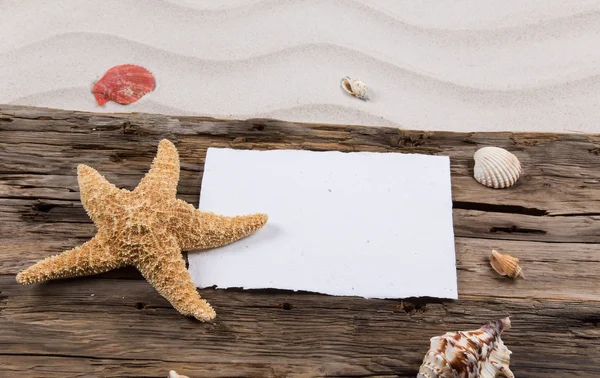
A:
[1, 105, 600, 377]
[1, 277, 599, 377]
[2, 105, 600, 217]
[455, 237, 600, 302]
[0, 356, 324, 378]
[2, 209, 600, 302]
[4, 197, 600, 245]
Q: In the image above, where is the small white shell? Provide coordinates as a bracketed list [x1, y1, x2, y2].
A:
[473, 147, 521, 189]
[169, 371, 189, 378]
[341, 76, 369, 100]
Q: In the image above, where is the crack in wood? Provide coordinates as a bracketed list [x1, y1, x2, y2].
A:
[31, 201, 58, 213]
[552, 212, 600, 217]
[453, 201, 548, 216]
[489, 225, 547, 235]
[457, 234, 599, 244]
[588, 147, 600, 155]
[134, 301, 149, 310]
[0, 352, 181, 364]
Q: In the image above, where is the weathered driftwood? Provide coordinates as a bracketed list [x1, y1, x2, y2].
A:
[1, 105, 599, 377]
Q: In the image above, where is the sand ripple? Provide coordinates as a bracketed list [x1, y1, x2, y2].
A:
[1, 0, 599, 131]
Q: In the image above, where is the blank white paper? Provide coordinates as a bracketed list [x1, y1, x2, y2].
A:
[188, 148, 457, 299]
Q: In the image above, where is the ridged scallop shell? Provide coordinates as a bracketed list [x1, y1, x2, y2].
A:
[341, 76, 369, 100]
[473, 147, 521, 188]
[92, 64, 155, 106]
[417, 317, 514, 378]
[168, 371, 189, 378]
[490, 250, 525, 279]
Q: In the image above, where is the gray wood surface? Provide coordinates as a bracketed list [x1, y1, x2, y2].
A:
[1, 105, 599, 377]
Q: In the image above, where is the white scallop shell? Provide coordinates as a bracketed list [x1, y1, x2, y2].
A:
[473, 147, 521, 189]
[341, 76, 369, 100]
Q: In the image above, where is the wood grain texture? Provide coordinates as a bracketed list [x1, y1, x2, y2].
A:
[1, 277, 599, 378]
[1, 105, 600, 377]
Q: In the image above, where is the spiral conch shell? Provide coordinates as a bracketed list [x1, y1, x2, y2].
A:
[341, 76, 369, 100]
[473, 147, 521, 188]
[417, 317, 515, 378]
[490, 250, 525, 279]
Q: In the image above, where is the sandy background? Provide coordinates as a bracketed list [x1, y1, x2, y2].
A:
[1, 0, 599, 132]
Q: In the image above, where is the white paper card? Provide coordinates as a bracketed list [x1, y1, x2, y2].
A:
[188, 148, 457, 299]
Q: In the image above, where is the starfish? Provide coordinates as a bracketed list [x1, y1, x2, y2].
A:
[16, 139, 268, 321]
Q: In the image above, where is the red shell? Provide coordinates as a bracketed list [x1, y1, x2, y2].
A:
[92, 64, 155, 106]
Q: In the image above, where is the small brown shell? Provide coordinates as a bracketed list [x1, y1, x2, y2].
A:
[490, 250, 525, 279]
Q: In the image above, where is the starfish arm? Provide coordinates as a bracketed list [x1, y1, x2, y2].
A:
[78, 164, 126, 227]
[171, 200, 268, 251]
[134, 237, 216, 321]
[16, 236, 123, 285]
[134, 139, 180, 200]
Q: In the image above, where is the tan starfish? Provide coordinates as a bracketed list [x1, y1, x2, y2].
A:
[16, 139, 268, 321]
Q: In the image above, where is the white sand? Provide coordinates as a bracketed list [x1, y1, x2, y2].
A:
[1, 0, 600, 132]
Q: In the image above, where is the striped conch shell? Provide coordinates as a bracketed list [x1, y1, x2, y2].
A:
[341, 76, 369, 100]
[417, 317, 515, 378]
[490, 250, 525, 279]
[473, 147, 521, 188]
[169, 371, 189, 378]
